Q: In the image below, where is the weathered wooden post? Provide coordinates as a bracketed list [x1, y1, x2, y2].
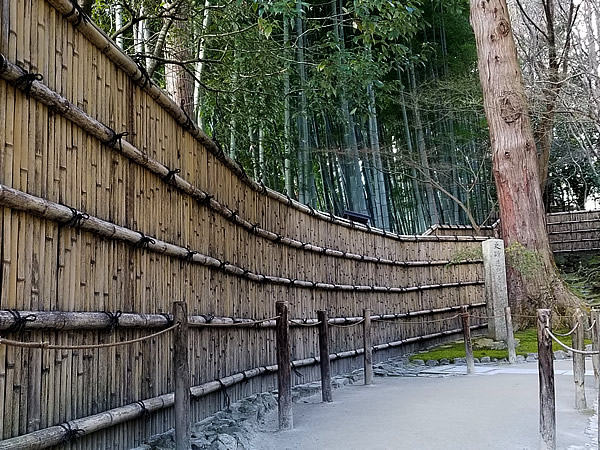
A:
[592, 308, 600, 389]
[504, 306, 517, 364]
[537, 309, 556, 450]
[317, 310, 333, 402]
[173, 301, 190, 450]
[596, 317, 600, 447]
[276, 301, 292, 430]
[461, 305, 475, 374]
[572, 308, 587, 410]
[363, 308, 373, 385]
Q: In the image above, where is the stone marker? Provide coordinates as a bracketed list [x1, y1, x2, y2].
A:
[483, 239, 509, 341]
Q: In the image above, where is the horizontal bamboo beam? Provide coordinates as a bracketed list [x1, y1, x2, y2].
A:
[0, 303, 487, 332]
[0, 183, 485, 294]
[16, 4, 492, 243]
[552, 247, 600, 254]
[550, 238, 600, 244]
[0, 323, 487, 449]
[547, 210, 600, 217]
[548, 228, 600, 235]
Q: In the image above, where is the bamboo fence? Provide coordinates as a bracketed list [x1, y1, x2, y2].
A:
[0, 1, 488, 447]
[547, 210, 600, 254]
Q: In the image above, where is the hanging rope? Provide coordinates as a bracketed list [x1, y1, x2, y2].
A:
[546, 328, 600, 355]
[551, 322, 579, 337]
[0, 323, 179, 350]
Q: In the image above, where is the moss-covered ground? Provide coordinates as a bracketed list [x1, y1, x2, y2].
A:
[410, 328, 591, 362]
[410, 254, 600, 362]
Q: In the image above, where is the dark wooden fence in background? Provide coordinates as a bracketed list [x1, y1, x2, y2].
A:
[0, 1, 487, 447]
[547, 210, 600, 254]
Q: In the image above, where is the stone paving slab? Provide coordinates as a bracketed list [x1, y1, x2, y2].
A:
[421, 364, 596, 377]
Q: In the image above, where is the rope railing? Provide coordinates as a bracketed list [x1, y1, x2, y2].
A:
[548, 323, 579, 337]
[0, 323, 180, 350]
[545, 328, 599, 356]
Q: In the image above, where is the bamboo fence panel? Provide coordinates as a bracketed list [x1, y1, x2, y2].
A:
[547, 210, 600, 253]
[0, 1, 489, 447]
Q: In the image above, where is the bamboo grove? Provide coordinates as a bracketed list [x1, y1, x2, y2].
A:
[86, 0, 498, 234]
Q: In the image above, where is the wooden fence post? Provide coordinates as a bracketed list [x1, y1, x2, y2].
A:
[592, 309, 600, 390]
[572, 308, 587, 410]
[461, 305, 475, 374]
[504, 306, 517, 364]
[173, 301, 190, 450]
[317, 310, 333, 402]
[537, 309, 556, 450]
[276, 301, 292, 430]
[363, 308, 373, 385]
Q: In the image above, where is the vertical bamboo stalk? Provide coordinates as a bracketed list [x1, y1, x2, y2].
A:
[537, 309, 555, 450]
[572, 308, 587, 410]
[591, 309, 600, 390]
[317, 310, 332, 402]
[363, 308, 373, 385]
[504, 306, 517, 364]
[461, 305, 474, 374]
[173, 301, 190, 450]
[276, 301, 292, 430]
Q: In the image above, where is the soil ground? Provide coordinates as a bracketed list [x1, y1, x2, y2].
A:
[250, 360, 598, 450]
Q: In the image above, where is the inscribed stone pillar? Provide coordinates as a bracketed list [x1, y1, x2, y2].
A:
[482, 239, 509, 341]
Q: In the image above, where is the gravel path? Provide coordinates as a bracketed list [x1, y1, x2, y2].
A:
[250, 360, 598, 450]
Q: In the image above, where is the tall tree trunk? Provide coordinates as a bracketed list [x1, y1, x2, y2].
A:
[193, 0, 212, 126]
[165, 12, 195, 117]
[333, 0, 367, 215]
[366, 79, 390, 230]
[409, 65, 439, 225]
[296, 0, 313, 205]
[283, 19, 294, 197]
[470, 0, 578, 315]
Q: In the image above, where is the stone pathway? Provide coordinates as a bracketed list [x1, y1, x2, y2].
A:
[250, 358, 599, 450]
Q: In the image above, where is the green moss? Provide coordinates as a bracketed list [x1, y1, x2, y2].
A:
[410, 328, 591, 362]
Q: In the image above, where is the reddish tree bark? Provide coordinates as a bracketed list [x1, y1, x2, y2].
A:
[469, 0, 578, 316]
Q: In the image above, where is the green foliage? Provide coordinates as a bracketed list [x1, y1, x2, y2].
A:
[446, 246, 483, 265]
[505, 242, 543, 279]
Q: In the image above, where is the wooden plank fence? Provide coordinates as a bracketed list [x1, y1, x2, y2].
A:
[0, 1, 488, 447]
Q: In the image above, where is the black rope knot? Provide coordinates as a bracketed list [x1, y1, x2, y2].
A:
[290, 279, 297, 286]
[66, 206, 89, 228]
[217, 379, 231, 406]
[184, 248, 198, 262]
[219, 261, 230, 271]
[311, 281, 317, 288]
[15, 71, 43, 98]
[250, 223, 260, 234]
[242, 269, 250, 277]
[293, 367, 304, 378]
[201, 314, 214, 324]
[132, 55, 151, 88]
[301, 242, 309, 249]
[306, 204, 316, 216]
[161, 313, 174, 327]
[59, 423, 84, 442]
[259, 181, 268, 194]
[274, 234, 282, 243]
[136, 401, 152, 422]
[197, 193, 214, 206]
[212, 138, 225, 158]
[136, 232, 155, 250]
[228, 210, 239, 220]
[107, 130, 129, 151]
[285, 194, 293, 206]
[6, 309, 36, 333]
[64, 0, 89, 26]
[328, 211, 336, 222]
[163, 166, 181, 183]
[103, 310, 122, 332]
